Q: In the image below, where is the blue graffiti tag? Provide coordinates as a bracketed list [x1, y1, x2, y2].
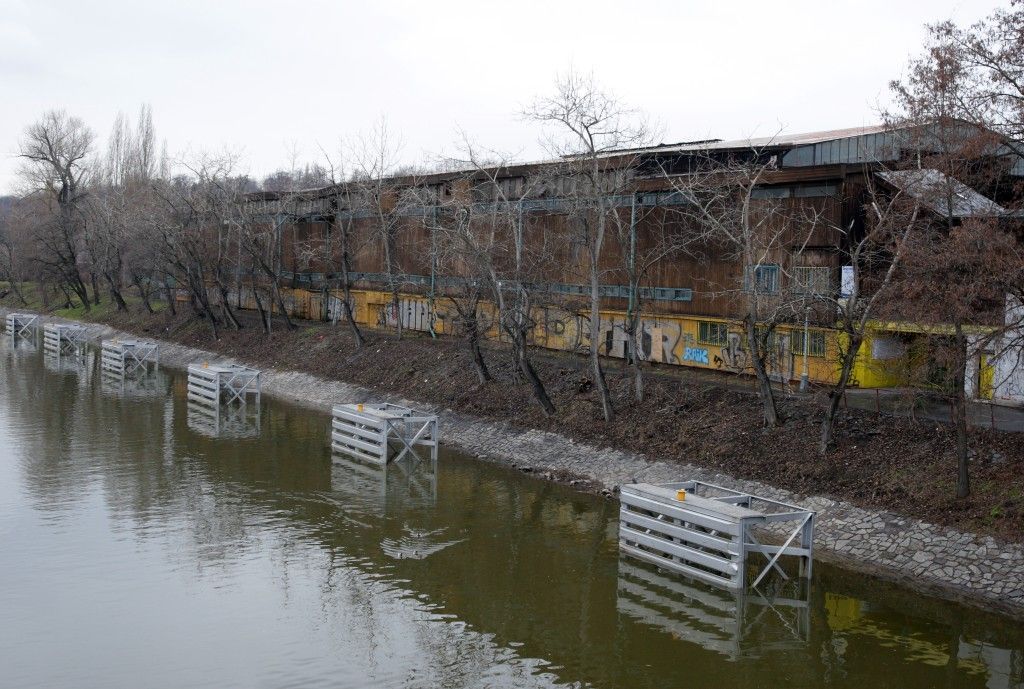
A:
[683, 347, 709, 365]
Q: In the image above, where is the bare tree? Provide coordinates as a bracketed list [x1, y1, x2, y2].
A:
[453, 142, 558, 414]
[17, 110, 95, 310]
[0, 197, 33, 305]
[610, 194, 699, 403]
[816, 170, 922, 454]
[886, 21, 1019, 497]
[667, 146, 825, 427]
[525, 71, 652, 422]
[350, 118, 411, 339]
[152, 151, 249, 338]
[417, 170, 495, 384]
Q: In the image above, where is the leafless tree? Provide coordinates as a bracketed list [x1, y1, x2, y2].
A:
[152, 151, 249, 337]
[886, 17, 1022, 497]
[451, 142, 558, 414]
[350, 118, 413, 339]
[17, 110, 95, 310]
[525, 71, 653, 421]
[667, 145, 825, 427]
[816, 170, 923, 454]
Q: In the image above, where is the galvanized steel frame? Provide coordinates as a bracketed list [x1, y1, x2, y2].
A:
[331, 403, 439, 465]
[619, 480, 815, 591]
[186, 363, 262, 407]
[101, 339, 160, 376]
[42, 323, 88, 356]
[6, 313, 38, 339]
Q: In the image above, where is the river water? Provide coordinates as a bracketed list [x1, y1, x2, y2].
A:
[0, 336, 1021, 689]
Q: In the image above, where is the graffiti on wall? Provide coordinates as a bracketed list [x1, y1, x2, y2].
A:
[715, 332, 748, 372]
[379, 297, 435, 332]
[683, 346, 709, 365]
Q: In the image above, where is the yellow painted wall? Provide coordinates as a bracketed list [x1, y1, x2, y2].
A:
[218, 286, 921, 388]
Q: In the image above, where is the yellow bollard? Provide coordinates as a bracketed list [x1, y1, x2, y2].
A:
[357, 403, 364, 412]
[676, 489, 687, 502]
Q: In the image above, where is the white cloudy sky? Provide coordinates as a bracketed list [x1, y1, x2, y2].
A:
[0, 0, 1007, 193]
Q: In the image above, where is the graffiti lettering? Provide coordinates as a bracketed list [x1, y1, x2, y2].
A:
[683, 347, 709, 365]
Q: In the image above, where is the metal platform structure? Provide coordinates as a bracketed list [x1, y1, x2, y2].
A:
[331, 403, 439, 465]
[6, 313, 38, 339]
[617, 559, 810, 661]
[186, 363, 261, 407]
[43, 323, 88, 356]
[101, 339, 160, 376]
[619, 480, 815, 591]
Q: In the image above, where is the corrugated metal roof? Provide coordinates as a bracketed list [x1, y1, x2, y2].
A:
[596, 124, 893, 157]
[876, 168, 1007, 218]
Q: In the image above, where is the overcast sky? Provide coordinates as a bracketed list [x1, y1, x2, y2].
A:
[0, 0, 1007, 193]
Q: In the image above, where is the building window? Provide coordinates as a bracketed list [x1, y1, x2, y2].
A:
[792, 329, 827, 357]
[698, 321, 728, 346]
[792, 266, 831, 295]
[744, 264, 780, 294]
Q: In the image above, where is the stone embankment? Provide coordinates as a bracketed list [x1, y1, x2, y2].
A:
[9, 309, 1024, 620]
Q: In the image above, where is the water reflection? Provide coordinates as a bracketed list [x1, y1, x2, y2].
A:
[186, 397, 261, 438]
[617, 559, 810, 661]
[1, 336, 1022, 689]
[6, 331, 39, 354]
[100, 368, 170, 399]
[43, 345, 93, 381]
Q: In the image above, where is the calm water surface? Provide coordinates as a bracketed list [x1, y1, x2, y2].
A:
[1, 336, 1022, 689]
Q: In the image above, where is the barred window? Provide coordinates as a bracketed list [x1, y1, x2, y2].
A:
[792, 266, 831, 295]
[744, 264, 780, 294]
[792, 329, 827, 357]
[698, 321, 728, 346]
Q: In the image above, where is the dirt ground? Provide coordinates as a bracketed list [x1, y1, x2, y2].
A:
[42, 302, 1024, 544]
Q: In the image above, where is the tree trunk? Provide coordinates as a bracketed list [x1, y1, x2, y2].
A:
[69, 275, 90, 312]
[747, 318, 780, 427]
[335, 214, 365, 347]
[467, 314, 491, 384]
[953, 327, 971, 499]
[820, 334, 862, 455]
[218, 284, 242, 330]
[163, 281, 176, 316]
[625, 315, 644, 404]
[90, 272, 101, 305]
[133, 276, 154, 314]
[253, 286, 271, 335]
[271, 281, 296, 331]
[589, 260, 614, 422]
[104, 272, 128, 312]
[517, 337, 555, 416]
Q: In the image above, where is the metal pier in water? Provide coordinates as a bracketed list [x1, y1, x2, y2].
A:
[186, 363, 262, 406]
[42, 323, 88, 356]
[619, 480, 815, 591]
[6, 313, 38, 339]
[101, 339, 160, 376]
[331, 403, 439, 465]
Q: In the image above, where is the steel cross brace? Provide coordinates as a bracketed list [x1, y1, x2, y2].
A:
[14, 318, 36, 339]
[221, 370, 257, 405]
[123, 345, 155, 375]
[387, 419, 433, 463]
[751, 513, 813, 589]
